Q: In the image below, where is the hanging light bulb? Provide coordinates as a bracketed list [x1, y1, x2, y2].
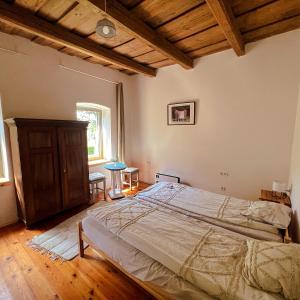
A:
[96, 0, 116, 38]
[96, 18, 116, 38]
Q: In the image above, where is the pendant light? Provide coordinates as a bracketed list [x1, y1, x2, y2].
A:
[96, 0, 116, 38]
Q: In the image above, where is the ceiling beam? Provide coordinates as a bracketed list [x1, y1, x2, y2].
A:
[205, 0, 245, 56]
[88, 0, 194, 69]
[0, 2, 156, 77]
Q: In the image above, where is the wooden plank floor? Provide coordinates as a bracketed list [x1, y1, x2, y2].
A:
[0, 183, 153, 300]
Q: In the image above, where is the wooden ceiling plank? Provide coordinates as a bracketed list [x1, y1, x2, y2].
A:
[175, 25, 225, 52]
[148, 59, 174, 69]
[92, 0, 205, 54]
[157, 3, 217, 42]
[96, 0, 300, 62]
[117, 4, 300, 63]
[230, 0, 275, 16]
[57, 2, 98, 32]
[134, 50, 167, 64]
[37, 0, 79, 22]
[113, 38, 153, 57]
[186, 39, 230, 58]
[205, 0, 245, 56]
[0, 2, 156, 77]
[15, 0, 48, 12]
[183, 15, 300, 60]
[243, 14, 300, 43]
[111, 0, 299, 59]
[131, 0, 203, 28]
[88, 0, 193, 69]
[237, 0, 300, 33]
[112, 3, 217, 59]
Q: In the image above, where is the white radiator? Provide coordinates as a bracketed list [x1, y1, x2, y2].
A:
[155, 173, 180, 183]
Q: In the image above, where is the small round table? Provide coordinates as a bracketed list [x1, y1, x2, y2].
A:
[104, 162, 127, 200]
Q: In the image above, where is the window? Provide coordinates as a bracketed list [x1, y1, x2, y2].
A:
[77, 108, 102, 160]
[0, 96, 9, 181]
[76, 103, 111, 162]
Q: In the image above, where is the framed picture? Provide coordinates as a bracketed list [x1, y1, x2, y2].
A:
[167, 101, 195, 125]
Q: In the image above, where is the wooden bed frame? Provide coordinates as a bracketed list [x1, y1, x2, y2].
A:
[77, 221, 170, 300]
[284, 226, 292, 243]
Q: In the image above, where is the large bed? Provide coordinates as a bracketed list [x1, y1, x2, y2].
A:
[78, 183, 297, 300]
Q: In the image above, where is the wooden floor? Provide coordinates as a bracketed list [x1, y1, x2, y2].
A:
[0, 183, 153, 300]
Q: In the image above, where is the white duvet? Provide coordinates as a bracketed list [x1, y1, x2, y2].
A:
[136, 182, 282, 241]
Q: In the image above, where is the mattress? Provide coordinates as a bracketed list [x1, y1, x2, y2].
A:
[82, 215, 214, 300]
[136, 182, 283, 242]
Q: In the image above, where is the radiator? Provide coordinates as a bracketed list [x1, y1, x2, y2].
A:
[155, 173, 180, 183]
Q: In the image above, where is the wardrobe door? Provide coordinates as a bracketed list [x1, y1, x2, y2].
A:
[58, 126, 89, 209]
[18, 125, 61, 225]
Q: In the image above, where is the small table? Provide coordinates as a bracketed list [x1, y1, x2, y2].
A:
[104, 162, 127, 200]
[259, 189, 291, 207]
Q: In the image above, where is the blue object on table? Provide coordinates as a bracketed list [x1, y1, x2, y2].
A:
[104, 162, 127, 171]
[104, 162, 127, 199]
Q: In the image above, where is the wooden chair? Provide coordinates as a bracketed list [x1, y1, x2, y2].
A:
[89, 172, 106, 202]
[122, 167, 139, 191]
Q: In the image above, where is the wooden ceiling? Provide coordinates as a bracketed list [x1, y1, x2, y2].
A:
[0, 0, 299, 77]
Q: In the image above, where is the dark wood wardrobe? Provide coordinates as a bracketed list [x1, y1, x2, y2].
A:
[7, 118, 90, 227]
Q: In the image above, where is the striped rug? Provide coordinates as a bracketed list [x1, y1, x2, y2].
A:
[28, 201, 111, 261]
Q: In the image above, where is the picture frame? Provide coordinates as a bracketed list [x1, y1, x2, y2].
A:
[167, 101, 195, 125]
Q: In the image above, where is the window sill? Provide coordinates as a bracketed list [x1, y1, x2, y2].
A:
[88, 159, 110, 167]
[0, 178, 11, 187]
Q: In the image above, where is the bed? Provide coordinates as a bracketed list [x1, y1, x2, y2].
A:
[78, 196, 298, 300]
[135, 182, 291, 242]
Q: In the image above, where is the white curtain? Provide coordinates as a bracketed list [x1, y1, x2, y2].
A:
[116, 83, 125, 162]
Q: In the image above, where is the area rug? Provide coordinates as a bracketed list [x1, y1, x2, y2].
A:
[28, 201, 111, 261]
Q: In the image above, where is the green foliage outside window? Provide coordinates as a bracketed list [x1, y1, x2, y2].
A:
[77, 109, 102, 159]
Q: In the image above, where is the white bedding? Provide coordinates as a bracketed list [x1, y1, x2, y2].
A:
[88, 199, 284, 300]
[136, 182, 283, 242]
[82, 215, 214, 300]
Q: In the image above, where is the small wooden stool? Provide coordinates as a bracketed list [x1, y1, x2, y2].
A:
[89, 172, 106, 202]
[122, 167, 139, 191]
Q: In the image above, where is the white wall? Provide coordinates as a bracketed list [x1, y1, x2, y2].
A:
[289, 83, 300, 242]
[129, 29, 300, 201]
[0, 32, 134, 227]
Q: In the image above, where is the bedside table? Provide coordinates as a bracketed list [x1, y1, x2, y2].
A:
[259, 189, 291, 207]
[260, 190, 292, 243]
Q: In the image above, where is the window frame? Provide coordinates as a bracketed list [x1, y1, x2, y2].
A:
[76, 106, 104, 161]
[0, 95, 9, 182]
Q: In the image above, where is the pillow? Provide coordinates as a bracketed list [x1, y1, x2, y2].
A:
[243, 240, 300, 299]
[242, 201, 292, 229]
